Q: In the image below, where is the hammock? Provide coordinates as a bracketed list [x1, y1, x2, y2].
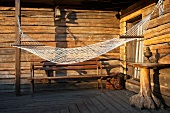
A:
[12, 0, 164, 64]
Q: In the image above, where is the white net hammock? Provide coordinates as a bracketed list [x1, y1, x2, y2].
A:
[12, 0, 164, 64]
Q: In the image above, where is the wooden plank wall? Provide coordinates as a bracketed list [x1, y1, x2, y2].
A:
[0, 6, 120, 91]
[144, 0, 170, 96]
[120, 0, 170, 105]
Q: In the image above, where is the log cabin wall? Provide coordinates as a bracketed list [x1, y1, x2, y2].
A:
[0, 6, 120, 92]
[120, 0, 170, 106]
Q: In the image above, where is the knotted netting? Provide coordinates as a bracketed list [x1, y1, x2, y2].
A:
[12, 0, 164, 64]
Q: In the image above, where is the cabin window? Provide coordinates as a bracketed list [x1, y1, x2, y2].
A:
[126, 15, 143, 81]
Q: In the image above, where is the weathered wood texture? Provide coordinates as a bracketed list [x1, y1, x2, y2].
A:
[143, 0, 170, 98]
[120, 0, 170, 105]
[1, 89, 170, 113]
[0, 6, 120, 88]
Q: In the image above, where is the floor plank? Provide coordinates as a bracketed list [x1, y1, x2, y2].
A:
[60, 107, 70, 113]
[114, 90, 151, 113]
[101, 92, 131, 113]
[95, 95, 121, 113]
[76, 101, 91, 113]
[0, 89, 169, 113]
[90, 97, 110, 113]
[84, 99, 100, 113]
[68, 104, 80, 113]
[106, 91, 142, 113]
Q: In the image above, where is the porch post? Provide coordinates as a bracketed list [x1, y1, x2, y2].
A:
[15, 0, 21, 96]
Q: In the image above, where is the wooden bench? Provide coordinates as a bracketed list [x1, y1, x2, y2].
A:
[28, 60, 110, 95]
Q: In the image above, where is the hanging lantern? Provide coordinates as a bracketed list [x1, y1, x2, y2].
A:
[55, 6, 61, 20]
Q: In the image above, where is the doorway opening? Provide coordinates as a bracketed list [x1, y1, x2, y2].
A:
[126, 15, 143, 81]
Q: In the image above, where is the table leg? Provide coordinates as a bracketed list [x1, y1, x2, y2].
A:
[129, 68, 161, 109]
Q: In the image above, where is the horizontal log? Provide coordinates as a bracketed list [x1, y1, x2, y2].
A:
[151, 83, 170, 96]
[0, 54, 40, 62]
[0, 68, 15, 71]
[0, 79, 26, 84]
[61, 9, 117, 13]
[148, 48, 170, 54]
[144, 34, 170, 46]
[0, 7, 53, 11]
[0, 10, 118, 18]
[0, 73, 33, 78]
[145, 54, 170, 63]
[0, 48, 15, 55]
[22, 52, 119, 59]
[144, 23, 170, 39]
[148, 12, 170, 29]
[0, 34, 15, 42]
[98, 54, 120, 59]
[0, 34, 119, 42]
[152, 48, 170, 54]
[58, 18, 119, 24]
[0, 55, 15, 62]
[60, 13, 117, 19]
[0, 21, 119, 28]
[0, 17, 54, 26]
[142, 3, 170, 20]
[0, 26, 119, 34]
[0, 42, 19, 48]
[42, 41, 120, 47]
[0, 10, 54, 17]
[159, 54, 170, 64]
[0, 62, 15, 68]
[0, 53, 119, 63]
[21, 10, 54, 17]
[12, 44, 45, 47]
[0, 71, 15, 76]
[54, 22, 119, 28]
[0, 16, 119, 24]
[144, 43, 170, 50]
[159, 68, 170, 75]
[0, 11, 15, 17]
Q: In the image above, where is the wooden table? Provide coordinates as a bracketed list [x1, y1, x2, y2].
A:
[128, 63, 170, 109]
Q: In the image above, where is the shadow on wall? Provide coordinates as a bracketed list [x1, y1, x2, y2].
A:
[152, 68, 166, 108]
[55, 10, 78, 47]
[54, 9, 88, 77]
[101, 60, 120, 75]
[153, 49, 170, 108]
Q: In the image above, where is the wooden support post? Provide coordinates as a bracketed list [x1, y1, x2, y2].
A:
[15, 0, 21, 96]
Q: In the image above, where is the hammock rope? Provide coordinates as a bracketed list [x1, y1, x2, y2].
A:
[12, 0, 164, 64]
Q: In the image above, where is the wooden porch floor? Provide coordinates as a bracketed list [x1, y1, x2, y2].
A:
[0, 89, 170, 113]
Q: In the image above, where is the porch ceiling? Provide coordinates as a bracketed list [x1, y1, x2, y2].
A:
[0, 0, 140, 11]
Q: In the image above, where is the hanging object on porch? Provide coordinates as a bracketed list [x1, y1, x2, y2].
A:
[12, 0, 164, 64]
